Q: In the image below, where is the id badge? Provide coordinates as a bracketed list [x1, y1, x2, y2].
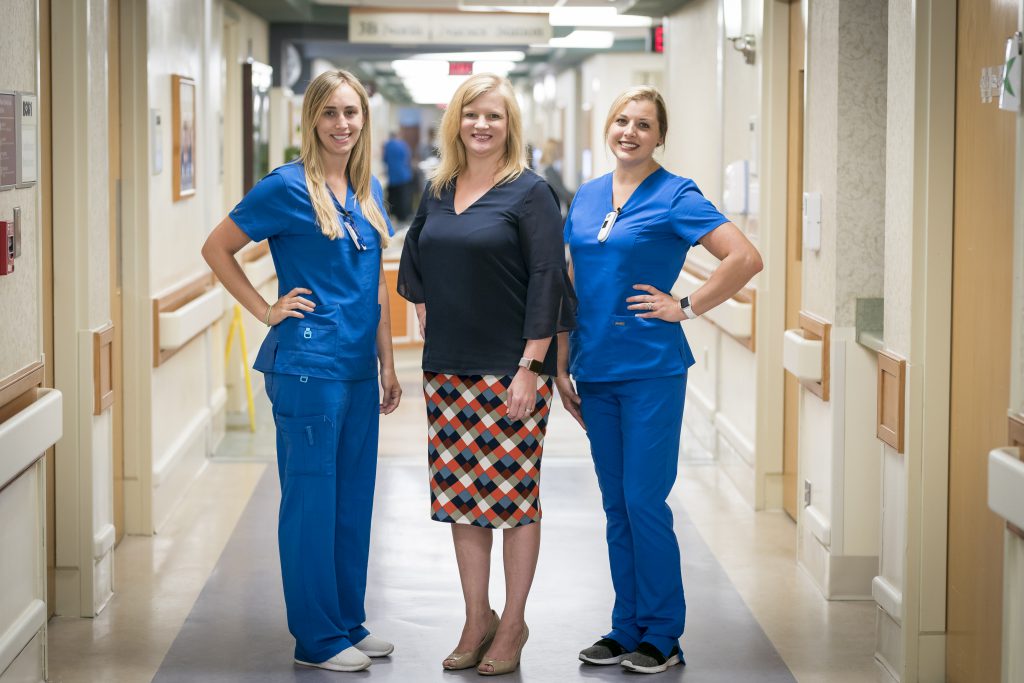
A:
[597, 208, 621, 243]
[343, 218, 367, 251]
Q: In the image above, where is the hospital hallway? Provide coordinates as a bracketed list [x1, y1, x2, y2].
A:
[43, 349, 878, 683]
[4, 1, 1024, 682]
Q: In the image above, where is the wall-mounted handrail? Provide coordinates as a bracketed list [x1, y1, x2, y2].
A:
[0, 388, 62, 491]
[152, 272, 216, 367]
[783, 311, 831, 401]
[243, 251, 276, 290]
[673, 263, 757, 351]
[0, 361, 44, 415]
[988, 447, 1024, 538]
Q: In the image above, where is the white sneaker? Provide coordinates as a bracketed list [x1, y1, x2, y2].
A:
[295, 646, 372, 672]
[354, 634, 395, 657]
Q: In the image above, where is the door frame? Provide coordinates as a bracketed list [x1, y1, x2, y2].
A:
[898, 3, 957, 681]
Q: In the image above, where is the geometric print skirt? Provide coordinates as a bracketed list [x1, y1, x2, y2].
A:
[423, 372, 554, 529]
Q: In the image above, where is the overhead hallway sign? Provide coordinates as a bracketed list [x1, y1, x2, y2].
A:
[349, 10, 552, 45]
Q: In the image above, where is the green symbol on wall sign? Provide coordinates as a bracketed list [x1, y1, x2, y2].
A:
[1005, 57, 1016, 97]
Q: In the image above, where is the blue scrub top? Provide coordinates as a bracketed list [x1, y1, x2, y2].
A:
[565, 167, 728, 382]
[229, 161, 394, 381]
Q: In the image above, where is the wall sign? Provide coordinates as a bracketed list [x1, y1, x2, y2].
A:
[0, 92, 15, 190]
[16, 93, 37, 187]
[349, 10, 551, 45]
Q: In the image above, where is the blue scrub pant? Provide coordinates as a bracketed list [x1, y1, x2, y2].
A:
[264, 372, 379, 664]
[577, 374, 687, 659]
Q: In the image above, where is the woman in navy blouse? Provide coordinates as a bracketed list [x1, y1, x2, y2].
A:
[559, 86, 762, 674]
[202, 70, 400, 673]
[398, 73, 574, 676]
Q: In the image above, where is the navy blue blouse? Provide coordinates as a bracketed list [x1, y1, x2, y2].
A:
[397, 171, 575, 376]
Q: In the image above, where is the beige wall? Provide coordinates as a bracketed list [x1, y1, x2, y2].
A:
[0, 0, 42, 381]
[579, 52, 665, 180]
[144, 0, 268, 531]
[797, 0, 886, 599]
[664, 0, 721, 200]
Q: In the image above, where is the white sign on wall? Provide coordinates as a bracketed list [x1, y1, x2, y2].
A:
[15, 93, 37, 186]
[349, 10, 551, 45]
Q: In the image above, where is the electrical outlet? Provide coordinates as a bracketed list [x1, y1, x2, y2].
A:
[803, 480, 812, 507]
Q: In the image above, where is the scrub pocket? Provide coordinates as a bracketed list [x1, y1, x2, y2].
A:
[277, 305, 339, 370]
[276, 413, 337, 476]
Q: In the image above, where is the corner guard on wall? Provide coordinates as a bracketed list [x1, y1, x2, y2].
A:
[783, 311, 831, 401]
[876, 350, 906, 453]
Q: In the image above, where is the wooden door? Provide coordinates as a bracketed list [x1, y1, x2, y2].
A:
[782, 0, 804, 521]
[947, 1, 1017, 680]
[107, 0, 125, 545]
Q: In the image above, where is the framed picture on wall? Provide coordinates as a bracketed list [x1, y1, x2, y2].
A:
[172, 74, 196, 201]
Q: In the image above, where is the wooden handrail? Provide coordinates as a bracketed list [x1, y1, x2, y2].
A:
[1009, 413, 1024, 539]
[679, 263, 757, 351]
[0, 361, 45, 419]
[797, 311, 830, 401]
[152, 272, 216, 367]
[682, 262, 756, 304]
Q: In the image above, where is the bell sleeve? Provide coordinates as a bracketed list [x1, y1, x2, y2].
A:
[518, 178, 577, 340]
[396, 185, 431, 304]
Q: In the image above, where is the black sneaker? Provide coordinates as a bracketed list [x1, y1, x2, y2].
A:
[578, 638, 629, 665]
[619, 642, 683, 674]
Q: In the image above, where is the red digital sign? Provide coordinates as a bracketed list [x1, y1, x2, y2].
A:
[651, 25, 664, 54]
[449, 61, 473, 76]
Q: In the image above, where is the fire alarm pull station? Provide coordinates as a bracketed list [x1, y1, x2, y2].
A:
[0, 221, 13, 275]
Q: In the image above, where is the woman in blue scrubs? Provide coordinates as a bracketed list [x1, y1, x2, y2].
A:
[557, 86, 762, 674]
[201, 70, 401, 673]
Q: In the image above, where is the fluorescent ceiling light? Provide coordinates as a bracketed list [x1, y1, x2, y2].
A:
[391, 60, 449, 79]
[473, 60, 517, 75]
[457, 4, 550, 13]
[536, 30, 615, 49]
[548, 7, 652, 28]
[412, 51, 525, 62]
[407, 75, 470, 105]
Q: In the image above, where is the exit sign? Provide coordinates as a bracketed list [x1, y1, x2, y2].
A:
[449, 61, 473, 76]
[651, 25, 664, 53]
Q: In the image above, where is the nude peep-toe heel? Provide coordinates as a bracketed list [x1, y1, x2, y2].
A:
[476, 624, 529, 676]
[442, 610, 500, 670]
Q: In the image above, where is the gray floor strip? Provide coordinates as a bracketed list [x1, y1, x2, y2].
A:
[152, 457, 796, 682]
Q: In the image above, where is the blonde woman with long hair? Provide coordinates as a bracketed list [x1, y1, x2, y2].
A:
[398, 73, 575, 675]
[202, 69, 401, 673]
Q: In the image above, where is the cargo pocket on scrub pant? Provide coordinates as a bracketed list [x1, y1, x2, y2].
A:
[277, 414, 337, 476]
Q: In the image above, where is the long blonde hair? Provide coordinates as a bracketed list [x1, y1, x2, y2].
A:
[431, 73, 527, 198]
[300, 70, 390, 247]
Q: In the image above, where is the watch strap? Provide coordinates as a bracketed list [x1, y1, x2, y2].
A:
[518, 357, 544, 374]
[679, 296, 697, 320]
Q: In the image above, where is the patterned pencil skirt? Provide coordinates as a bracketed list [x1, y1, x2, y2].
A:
[423, 372, 554, 530]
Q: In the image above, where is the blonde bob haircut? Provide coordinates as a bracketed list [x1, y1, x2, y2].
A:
[603, 85, 669, 147]
[431, 73, 527, 198]
[299, 69, 390, 247]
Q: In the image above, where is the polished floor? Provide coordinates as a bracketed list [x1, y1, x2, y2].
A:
[46, 350, 883, 682]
